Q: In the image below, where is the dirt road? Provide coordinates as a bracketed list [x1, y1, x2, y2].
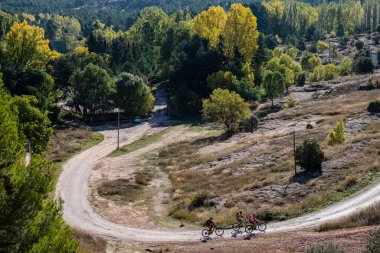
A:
[56, 86, 380, 242]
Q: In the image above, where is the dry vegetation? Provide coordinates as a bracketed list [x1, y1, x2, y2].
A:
[147, 76, 380, 226]
[48, 127, 103, 163]
[73, 229, 107, 253]
[318, 202, 380, 232]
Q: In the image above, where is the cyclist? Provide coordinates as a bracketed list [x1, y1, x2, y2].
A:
[235, 211, 244, 225]
[248, 212, 258, 229]
[204, 217, 215, 234]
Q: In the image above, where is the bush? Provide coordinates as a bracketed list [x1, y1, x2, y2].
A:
[306, 243, 346, 253]
[241, 115, 259, 132]
[297, 73, 306, 86]
[368, 100, 380, 113]
[284, 95, 301, 108]
[317, 41, 329, 52]
[367, 79, 376, 90]
[353, 56, 373, 74]
[323, 64, 338, 80]
[189, 192, 208, 209]
[363, 229, 380, 253]
[373, 35, 380, 45]
[355, 40, 364, 50]
[337, 57, 353, 76]
[326, 120, 346, 146]
[295, 139, 324, 172]
[235, 78, 261, 101]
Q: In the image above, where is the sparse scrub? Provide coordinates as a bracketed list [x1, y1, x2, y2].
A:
[284, 95, 301, 108]
[306, 242, 346, 253]
[48, 128, 103, 163]
[97, 179, 142, 202]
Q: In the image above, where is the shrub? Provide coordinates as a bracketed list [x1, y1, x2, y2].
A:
[339, 36, 348, 48]
[306, 243, 346, 253]
[368, 100, 380, 113]
[353, 56, 373, 74]
[373, 35, 380, 45]
[363, 229, 380, 253]
[284, 95, 301, 108]
[317, 41, 329, 52]
[323, 64, 338, 80]
[355, 40, 364, 50]
[367, 79, 376, 90]
[337, 57, 353, 76]
[297, 73, 306, 86]
[326, 119, 346, 146]
[241, 115, 259, 132]
[308, 65, 325, 82]
[189, 192, 208, 209]
[295, 139, 324, 172]
[235, 78, 261, 101]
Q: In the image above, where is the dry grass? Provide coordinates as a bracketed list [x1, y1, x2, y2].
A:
[317, 202, 380, 232]
[48, 127, 103, 163]
[73, 229, 107, 253]
[97, 178, 143, 202]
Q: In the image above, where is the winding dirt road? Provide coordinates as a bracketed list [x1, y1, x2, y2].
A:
[56, 87, 380, 242]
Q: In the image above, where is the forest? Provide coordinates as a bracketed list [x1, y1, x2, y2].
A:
[0, 0, 380, 251]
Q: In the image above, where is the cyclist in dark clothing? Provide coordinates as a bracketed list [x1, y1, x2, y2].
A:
[204, 217, 215, 234]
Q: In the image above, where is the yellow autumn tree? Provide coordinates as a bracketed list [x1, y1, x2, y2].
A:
[191, 6, 227, 48]
[222, 3, 259, 60]
[1, 21, 60, 70]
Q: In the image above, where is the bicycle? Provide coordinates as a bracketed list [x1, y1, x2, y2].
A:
[201, 226, 224, 237]
[233, 216, 267, 233]
[232, 215, 252, 233]
[245, 220, 267, 233]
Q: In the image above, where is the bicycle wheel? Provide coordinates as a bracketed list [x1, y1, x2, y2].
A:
[232, 223, 241, 231]
[215, 227, 224, 236]
[245, 224, 254, 233]
[201, 229, 210, 237]
[258, 223, 267, 232]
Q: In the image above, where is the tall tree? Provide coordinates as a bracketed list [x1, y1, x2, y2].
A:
[115, 72, 155, 117]
[69, 63, 116, 115]
[222, 3, 259, 61]
[263, 70, 285, 106]
[1, 21, 60, 70]
[191, 6, 227, 48]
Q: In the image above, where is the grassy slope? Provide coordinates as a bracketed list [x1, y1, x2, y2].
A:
[110, 128, 169, 157]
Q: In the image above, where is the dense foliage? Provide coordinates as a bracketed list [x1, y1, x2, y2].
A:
[295, 139, 325, 172]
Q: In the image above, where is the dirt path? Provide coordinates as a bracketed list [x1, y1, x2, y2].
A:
[56, 84, 380, 242]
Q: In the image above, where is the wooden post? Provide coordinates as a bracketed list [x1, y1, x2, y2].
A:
[293, 131, 296, 175]
[117, 109, 120, 150]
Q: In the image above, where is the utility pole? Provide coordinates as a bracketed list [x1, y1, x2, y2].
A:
[117, 109, 120, 150]
[293, 131, 296, 175]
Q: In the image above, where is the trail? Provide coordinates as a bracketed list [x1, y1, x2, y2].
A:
[56, 86, 380, 242]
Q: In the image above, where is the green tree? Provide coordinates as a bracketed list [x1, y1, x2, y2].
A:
[263, 70, 285, 106]
[10, 96, 52, 153]
[327, 119, 345, 146]
[0, 88, 77, 252]
[207, 70, 237, 90]
[69, 63, 116, 115]
[115, 72, 155, 116]
[202, 88, 251, 133]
